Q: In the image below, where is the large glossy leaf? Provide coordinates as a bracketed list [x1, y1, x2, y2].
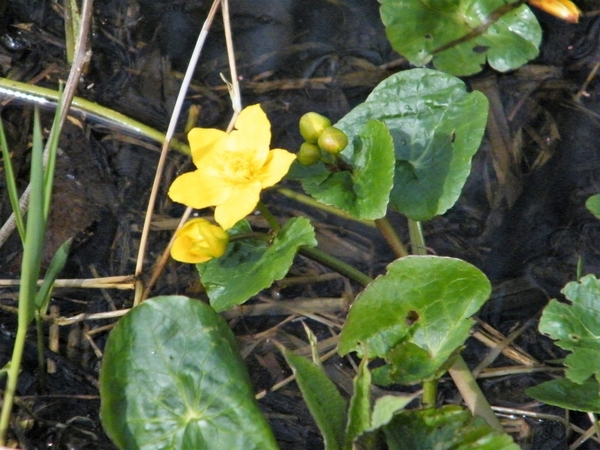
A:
[99, 296, 277, 450]
[278, 345, 347, 450]
[384, 405, 519, 449]
[526, 378, 600, 413]
[338, 256, 491, 383]
[197, 217, 317, 312]
[538, 274, 600, 384]
[291, 120, 395, 220]
[336, 69, 488, 221]
[380, 0, 541, 76]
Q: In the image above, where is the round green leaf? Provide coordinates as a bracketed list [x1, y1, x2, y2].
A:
[336, 69, 488, 221]
[338, 256, 491, 381]
[100, 296, 277, 450]
[197, 217, 317, 312]
[380, 0, 541, 76]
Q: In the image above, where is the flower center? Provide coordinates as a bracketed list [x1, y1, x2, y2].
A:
[222, 151, 255, 182]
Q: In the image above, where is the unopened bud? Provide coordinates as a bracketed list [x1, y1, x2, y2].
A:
[318, 127, 348, 155]
[299, 112, 332, 144]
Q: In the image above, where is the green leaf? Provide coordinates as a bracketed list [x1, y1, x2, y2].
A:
[526, 378, 600, 413]
[380, 0, 541, 76]
[344, 358, 372, 449]
[100, 296, 277, 450]
[586, 194, 600, 219]
[384, 405, 518, 449]
[336, 69, 488, 221]
[197, 217, 317, 312]
[36, 238, 71, 315]
[293, 120, 395, 220]
[369, 395, 415, 431]
[339, 256, 490, 383]
[278, 345, 347, 450]
[538, 274, 600, 384]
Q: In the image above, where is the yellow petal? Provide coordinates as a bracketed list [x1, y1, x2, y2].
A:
[188, 128, 227, 166]
[168, 170, 232, 209]
[170, 219, 229, 263]
[527, 0, 580, 22]
[214, 181, 262, 229]
[233, 104, 272, 153]
[193, 220, 229, 257]
[171, 234, 211, 263]
[255, 149, 297, 188]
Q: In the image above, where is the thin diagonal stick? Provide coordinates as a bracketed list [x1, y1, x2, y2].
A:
[133, 0, 221, 306]
[140, 0, 244, 300]
[0, 0, 94, 248]
[221, 0, 242, 122]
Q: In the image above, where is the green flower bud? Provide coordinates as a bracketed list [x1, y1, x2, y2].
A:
[297, 142, 322, 165]
[318, 127, 348, 154]
[299, 112, 332, 143]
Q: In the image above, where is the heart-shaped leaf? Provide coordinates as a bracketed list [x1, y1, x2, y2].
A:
[339, 256, 490, 383]
[335, 69, 488, 221]
[100, 296, 277, 450]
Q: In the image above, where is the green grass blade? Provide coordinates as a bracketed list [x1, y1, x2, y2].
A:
[43, 87, 64, 221]
[0, 119, 26, 241]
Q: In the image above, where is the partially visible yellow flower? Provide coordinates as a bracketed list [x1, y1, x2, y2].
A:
[527, 0, 581, 23]
[168, 104, 297, 229]
[171, 218, 229, 264]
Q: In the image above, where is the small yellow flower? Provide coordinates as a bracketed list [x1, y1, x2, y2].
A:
[171, 218, 229, 264]
[527, 0, 581, 23]
[168, 104, 297, 229]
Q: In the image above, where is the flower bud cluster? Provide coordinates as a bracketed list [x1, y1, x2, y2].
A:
[298, 112, 349, 165]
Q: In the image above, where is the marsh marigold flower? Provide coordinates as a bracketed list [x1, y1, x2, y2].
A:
[171, 218, 229, 263]
[527, 0, 580, 22]
[168, 104, 296, 229]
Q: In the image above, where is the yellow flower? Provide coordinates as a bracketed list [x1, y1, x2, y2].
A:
[171, 218, 229, 264]
[168, 104, 297, 229]
[527, 0, 580, 23]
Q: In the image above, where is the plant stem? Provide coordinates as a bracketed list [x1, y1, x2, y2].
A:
[0, 78, 190, 155]
[299, 246, 373, 288]
[406, 217, 503, 431]
[422, 379, 437, 408]
[407, 218, 427, 255]
[257, 201, 281, 231]
[374, 217, 409, 258]
[448, 357, 503, 431]
[0, 109, 46, 445]
[275, 187, 375, 227]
